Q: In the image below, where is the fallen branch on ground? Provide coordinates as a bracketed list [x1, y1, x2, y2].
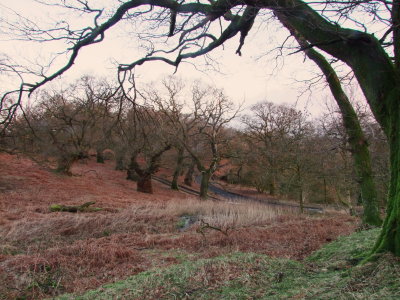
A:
[49, 201, 101, 213]
[196, 219, 232, 237]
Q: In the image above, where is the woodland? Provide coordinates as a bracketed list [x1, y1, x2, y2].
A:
[1, 0, 400, 299]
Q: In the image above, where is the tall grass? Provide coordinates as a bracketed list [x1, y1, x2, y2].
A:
[158, 198, 296, 228]
[1, 198, 295, 252]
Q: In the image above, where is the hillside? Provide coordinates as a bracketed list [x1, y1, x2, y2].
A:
[0, 154, 357, 299]
[56, 229, 400, 299]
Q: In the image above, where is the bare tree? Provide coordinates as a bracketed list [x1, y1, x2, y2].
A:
[151, 78, 240, 199]
[146, 77, 189, 191]
[242, 102, 307, 196]
[117, 105, 172, 193]
[11, 76, 124, 174]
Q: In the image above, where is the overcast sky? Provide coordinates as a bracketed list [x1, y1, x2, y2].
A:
[0, 0, 336, 117]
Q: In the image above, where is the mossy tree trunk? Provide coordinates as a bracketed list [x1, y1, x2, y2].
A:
[266, 155, 277, 196]
[371, 113, 400, 255]
[277, 14, 382, 226]
[115, 147, 126, 171]
[269, 175, 276, 196]
[307, 46, 381, 225]
[115, 156, 125, 171]
[296, 164, 304, 214]
[171, 146, 185, 190]
[126, 167, 139, 181]
[184, 159, 195, 186]
[189, 148, 219, 200]
[96, 148, 105, 163]
[369, 0, 400, 256]
[270, 1, 400, 255]
[199, 170, 211, 200]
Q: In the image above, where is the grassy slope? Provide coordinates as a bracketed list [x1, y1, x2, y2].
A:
[56, 228, 400, 300]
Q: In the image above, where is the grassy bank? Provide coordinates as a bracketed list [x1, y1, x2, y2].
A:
[55, 228, 400, 299]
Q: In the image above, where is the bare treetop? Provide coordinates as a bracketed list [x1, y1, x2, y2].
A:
[0, 0, 398, 133]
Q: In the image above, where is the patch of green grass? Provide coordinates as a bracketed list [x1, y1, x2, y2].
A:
[307, 227, 381, 267]
[55, 253, 307, 300]
[54, 229, 400, 300]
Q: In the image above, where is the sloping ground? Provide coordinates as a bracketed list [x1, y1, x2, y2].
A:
[56, 229, 400, 300]
[0, 154, 357, 299]
[0, 153, 184, 225]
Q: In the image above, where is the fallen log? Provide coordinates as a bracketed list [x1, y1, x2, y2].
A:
[49, 201, 101, 213]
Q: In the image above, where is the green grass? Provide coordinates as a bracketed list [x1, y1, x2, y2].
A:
[55, 228, 400, 300]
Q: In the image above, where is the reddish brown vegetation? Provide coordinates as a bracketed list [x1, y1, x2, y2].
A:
[0, 153, 356, 299]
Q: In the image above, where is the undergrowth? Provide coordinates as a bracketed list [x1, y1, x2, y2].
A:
[55, 228, 400, 300]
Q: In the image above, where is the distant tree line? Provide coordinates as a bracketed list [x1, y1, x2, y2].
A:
[4, 76, 389, 217]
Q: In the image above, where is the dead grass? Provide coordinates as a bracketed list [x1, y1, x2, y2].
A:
[0, 153, 357, 299]
[161, 198, 295, 228]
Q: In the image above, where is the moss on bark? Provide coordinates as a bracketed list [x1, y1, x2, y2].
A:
[277, 15, 382, 226]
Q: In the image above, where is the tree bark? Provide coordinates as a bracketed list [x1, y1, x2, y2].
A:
[126, 168, 139, 181]
[115, 147, 126, 170]
[127, 144, 171, 194]
[297, 164, 304, 214]
[200, 171, 211, 200]
[265, 0, 400, 256]
[171, 147, 185, 190]
[323, 177, 328, 204]
[371, 125, 400, 256]
[299, 187, 304, 214]
[277, 15, 382, 226]
[137, 174, 153, 194]
[115, 156, 125, 171]
[56, 155, 77, 176]
[269, 176, 276, 196]
[126, 155, 139, 181]
[184, 159, 195, 186]
[96, 149, 105, 163]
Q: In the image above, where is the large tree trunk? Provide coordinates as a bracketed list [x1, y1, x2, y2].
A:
[126, 155, 139, 181]
[248, 0, 399, 255]
[171, 147, 184, 190]
[127, 144, 171, 194]
[96, 149, 105, 164]
[269, 177, 276, 196]
[277, 13, 382, 226]
[115, 148, 126, 170]
[297, 164, 304, 213]
[307, 46, 381, 225]
[56, 155, 77, 176]
[371, 123, 400, 256]
[137, 174, 153, 194]
[199, 171, 211, 200]
[299, 187, 304, 214]
[115, 156, 125, 171]
[126, 168, 139, 181]
[184, 159, 195, 186]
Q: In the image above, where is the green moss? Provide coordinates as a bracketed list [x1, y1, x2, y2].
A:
[84, 207, 103, 212]
[49, 204, 62, 212]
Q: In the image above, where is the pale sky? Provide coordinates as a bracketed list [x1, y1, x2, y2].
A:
[0, 0, 339, 117]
